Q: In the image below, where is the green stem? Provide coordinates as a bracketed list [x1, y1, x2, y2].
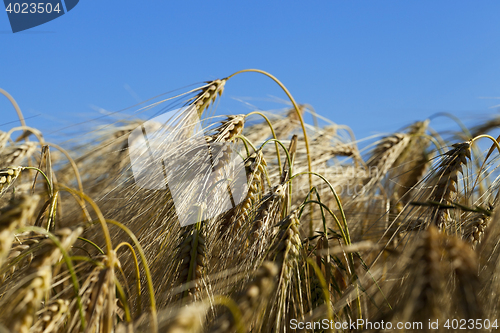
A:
[22, 167, 52, 194]
[307, 258, 333, 332]
[245, 111, 282, 177]
[211, 296, 246, 333]
[290, 171, 350, 244]
[17, 226, 86, 331]
[115, 241, 143, 317]
[105, 219, 157, 333]
[77, 237, 105, 255]
[259, 138, 293, 183]
[226, 69, 314, 233]
[59, 185, 113, 255]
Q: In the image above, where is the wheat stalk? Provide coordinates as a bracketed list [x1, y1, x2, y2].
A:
[445, 234, 483, 319]
[2, 76, 500, 333]
[269, 211, 302, 279]
[0, 132, 9, 150]
[463, 204, 493, 248]
[384, 226, 447, 325]
[65, 256, 116, 333]
[206, 115, 245, 143]
[392, 120, 431, 204]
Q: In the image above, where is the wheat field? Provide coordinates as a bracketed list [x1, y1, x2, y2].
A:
[1, 70, 500, 332]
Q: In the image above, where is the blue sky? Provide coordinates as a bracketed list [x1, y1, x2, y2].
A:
[1, 1, 500, 144]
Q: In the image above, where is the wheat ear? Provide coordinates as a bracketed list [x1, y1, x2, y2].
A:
[0, 227, 81, 333]
[386, 225, 447, 324]
[193, 79, 226, 117]
[365, 133, 411, 189]
[0, 142, 37, 166]
[221, 150, 267, 234]
[176, 224, 206, 301]
[428, 142, 471, 228]
[0, 231, 45, 283]
[0, 166, 22, 197]
[0, 195, 40, 267]
[31, 299, 70, 333]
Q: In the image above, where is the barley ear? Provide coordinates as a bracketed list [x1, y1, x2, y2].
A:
[0, 195, 39, 267]
[193, 79, 226, 117]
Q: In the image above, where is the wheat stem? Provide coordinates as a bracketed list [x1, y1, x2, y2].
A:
[211, 296, 246, 333]
[115, 277, 133, 323]
[0, 88, 26, 128]
[78, 237, 105, 255]
[115, 241, 143, 316]
[259, 138, 293, 180]
[226, 69, 314, 234]
[245, 111, 282, 177]
[22, 167, 52, 194]
[471, 134, 500, 154]
[59, 185, 113, 254]
[307, 258, 334, 332]
[290, 171, 350, 244]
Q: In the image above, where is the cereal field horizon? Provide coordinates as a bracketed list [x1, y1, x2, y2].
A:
[1, 71, 500, 332]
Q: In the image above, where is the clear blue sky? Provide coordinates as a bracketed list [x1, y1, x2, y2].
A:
[1, 1, 500, 143]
